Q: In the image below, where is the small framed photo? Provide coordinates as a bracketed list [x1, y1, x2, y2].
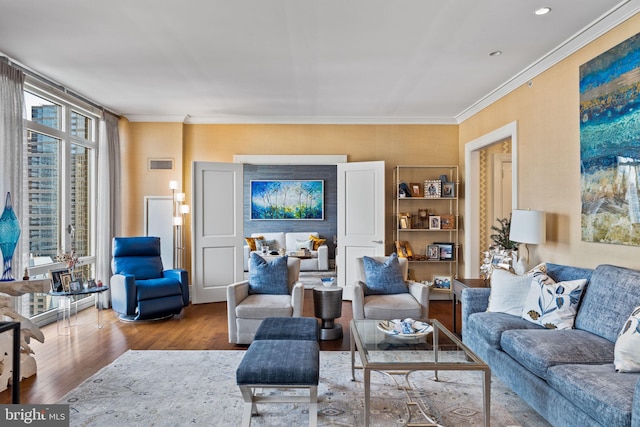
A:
[429, 215, 441, 230]
[442, 182, 455, 198]
[440, 214, 455, 230]
[49, 268, 70, 293]
[60, 273, 73, 293]
[427, 244, 440, 260]
[432, 274, 452, 291]
[410, 182, 424, 197]
[69, 280, 82, 293]
[398, 213, 412, 229]
[435, 242, 455, 260]
[424, 180, 441, 198]
[395, 240, 413, 258]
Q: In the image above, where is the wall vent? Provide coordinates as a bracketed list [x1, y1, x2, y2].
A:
[148, 158, 174, 170]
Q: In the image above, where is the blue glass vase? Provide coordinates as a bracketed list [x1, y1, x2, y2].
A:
[0, 192, 21, 281]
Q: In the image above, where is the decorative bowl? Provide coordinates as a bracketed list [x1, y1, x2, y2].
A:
[320, 277, 335, 287]
[377, 318, 433, 339]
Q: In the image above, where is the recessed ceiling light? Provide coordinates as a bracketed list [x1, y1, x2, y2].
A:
[489, 51, 502, 57]
[534, 7, 551, 16]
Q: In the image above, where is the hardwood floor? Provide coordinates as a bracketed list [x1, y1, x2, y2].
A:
[0, 290, 457, 404]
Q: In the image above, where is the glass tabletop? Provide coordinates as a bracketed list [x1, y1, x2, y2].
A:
[350, 318, 487, 368]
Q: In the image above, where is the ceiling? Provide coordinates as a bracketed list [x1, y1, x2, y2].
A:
[0, 0, 637, 124]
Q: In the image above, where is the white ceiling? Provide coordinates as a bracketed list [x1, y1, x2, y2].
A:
[0, 0, 637, 124]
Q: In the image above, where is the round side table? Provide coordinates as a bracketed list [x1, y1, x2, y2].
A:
[313, 286, 343, 340]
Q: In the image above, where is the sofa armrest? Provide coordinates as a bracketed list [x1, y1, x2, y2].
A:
[317, 244, 329, 270]
[461, 287, 490, 328]
[407, 281, 431, 320]
[243, 245, 250, 271]
[291, 282, 304, 317]
[352, 281, 366, 320]
[227, 280, 250, 343]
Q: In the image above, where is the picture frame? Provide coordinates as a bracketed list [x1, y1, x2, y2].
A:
[434, 242, 455, 260]
[60, 273, 73, 293]
[395, 240, 413, 258]
[398, 213, 412, 229]
[49, 268, 70, 293]
[440, 214, 455, 230]
[427, 244, 440, 260]
[69, 279, 82, 293]
[410, 182, 424, 197]
[432, 274, 452, 291]
[441, 182, 455, 198]
[250, 180, 324, 220]
[424, 180, 441, 198]
[429, 215, 441, 230]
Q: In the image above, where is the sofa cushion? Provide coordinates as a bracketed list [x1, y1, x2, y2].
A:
[113, 256, 164, 280]
[545, 263, 593, 283]
[235, 294, 294, 318]
[487, 268, 533, 316]
[547, 363, 639, 427]
[248, 253, 289, 295]
[362, 253, 408, 296]
[466, 311, 543, 349]
[575, 264, 640, 343]
[500, 329, 614, 379]
[615, 306, 640, 372]
[285, 232, 319, 251]
[363, 293, 422, 320]
[256, 238, 279, 252]
[521, 272, 587, 330]
[136, 277, 182, 300]
[295, 238, 314, 251]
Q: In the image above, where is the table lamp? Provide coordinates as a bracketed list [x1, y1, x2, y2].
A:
[509, 209, 546, 273]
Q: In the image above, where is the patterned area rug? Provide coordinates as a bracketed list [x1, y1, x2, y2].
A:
[58, 350, 550, 426]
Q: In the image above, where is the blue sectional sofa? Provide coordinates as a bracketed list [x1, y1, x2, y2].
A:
[462, 263, 640, 427]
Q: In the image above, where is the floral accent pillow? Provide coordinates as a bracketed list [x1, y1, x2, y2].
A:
[521, 270, 587, 329]
[614, 306, 640, 372]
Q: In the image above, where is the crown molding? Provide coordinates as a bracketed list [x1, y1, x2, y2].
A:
[124, 114, 189, 123]
[182, 115, 456, 125]
[456, 0, 639, 123]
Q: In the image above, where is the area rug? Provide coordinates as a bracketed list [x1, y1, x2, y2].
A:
[58, 350, 550, 426]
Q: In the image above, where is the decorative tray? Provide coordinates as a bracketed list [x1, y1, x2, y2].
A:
[376, 319, 433, 339]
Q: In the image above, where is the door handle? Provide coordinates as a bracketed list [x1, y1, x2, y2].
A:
[372, 240, 383, 244]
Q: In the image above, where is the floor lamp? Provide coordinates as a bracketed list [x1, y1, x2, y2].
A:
[169, 181, 189, 269]
[509, 209, 546, 274]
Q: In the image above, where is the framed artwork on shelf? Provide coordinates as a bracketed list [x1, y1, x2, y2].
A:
[442, 182, 455, 198]
[435, 242, 454, 260]
[395, 240, 413, 258]
[60, 273, 73, 293]
[399, 213, 412, 229]
[69, 280, 82, 293]
[427, 244, 440, 260]
[49, 268, 70, 292]
[432, 274, 452, 291]
[440, 214, 455, 229]
[424, 180, 441, 198]
[429, 215, 441, 230]
[410, 182, 424, 197]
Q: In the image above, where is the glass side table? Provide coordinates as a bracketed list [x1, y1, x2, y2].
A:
[50, 286, 110, 335]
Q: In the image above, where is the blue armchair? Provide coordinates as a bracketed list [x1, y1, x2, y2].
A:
[110, 236, 189, 321]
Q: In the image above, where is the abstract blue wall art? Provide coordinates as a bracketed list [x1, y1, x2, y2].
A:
[580, 32, 640, 245]
[251, 180, 324, 220]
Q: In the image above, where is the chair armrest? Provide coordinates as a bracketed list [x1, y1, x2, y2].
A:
[461, 288, 490, 333]
[291, 282, 304, 317]
[227, 281, 250, 343]
[110, 273, 137, 316]
[352, 281, 366, 320]
[317, 245, 329, 270]
[243, 246, 250, 271]
[164, 269, 189, 306]
[407, 281, 431, 320]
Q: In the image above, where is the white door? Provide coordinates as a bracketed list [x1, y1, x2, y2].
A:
[144, 196, 174, 269]
[192, 162, 244, 303]
[337, 161, 385, 299]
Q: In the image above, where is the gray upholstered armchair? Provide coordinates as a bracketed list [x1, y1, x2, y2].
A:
[352, 255, 430, 320]
[227, 254, 303, 344]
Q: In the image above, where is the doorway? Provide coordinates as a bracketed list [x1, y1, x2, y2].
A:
[464, 122, 518, 278]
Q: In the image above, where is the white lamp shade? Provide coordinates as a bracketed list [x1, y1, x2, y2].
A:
[173, 216, 183, 226]
[180, 204, 190, 214]
[169, 180, 178, 190]
[509, 210, 546, 244]
[176, 192, 186, 202]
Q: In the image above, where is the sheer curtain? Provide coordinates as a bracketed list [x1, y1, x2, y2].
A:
[96, 111, 121, 306]
[0, 61, 26, 276]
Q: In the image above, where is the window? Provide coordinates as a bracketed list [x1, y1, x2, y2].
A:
[19, 80, 99, 324]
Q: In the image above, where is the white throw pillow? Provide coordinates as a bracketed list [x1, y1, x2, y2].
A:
[486, 269, 534, 316]
[614, 306, 640, 372]
[521, 271, 587, 330]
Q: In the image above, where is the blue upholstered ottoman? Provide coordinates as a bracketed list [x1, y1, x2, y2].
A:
[254, 316, 319, 341]
[236, 339, 320, 426]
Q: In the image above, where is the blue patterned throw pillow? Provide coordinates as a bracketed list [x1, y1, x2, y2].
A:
[248, 253, 289, 295]
[362, 253, 408, 296]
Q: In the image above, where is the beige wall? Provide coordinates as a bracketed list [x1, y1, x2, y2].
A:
[459, 13, 640, 271]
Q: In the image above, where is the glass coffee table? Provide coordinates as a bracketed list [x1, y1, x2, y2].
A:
[350, 319, 490, 426]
